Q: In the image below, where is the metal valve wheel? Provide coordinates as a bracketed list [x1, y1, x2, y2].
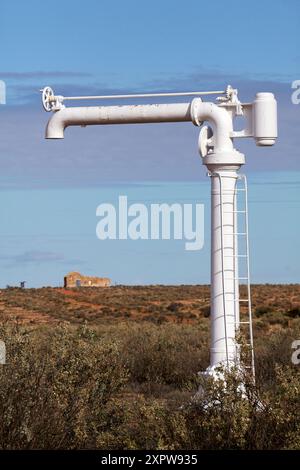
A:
[41, 86, 54, 112]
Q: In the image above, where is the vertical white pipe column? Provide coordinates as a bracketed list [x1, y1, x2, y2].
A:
[192, 97, 246, 375]
[209, 167, 240, 368]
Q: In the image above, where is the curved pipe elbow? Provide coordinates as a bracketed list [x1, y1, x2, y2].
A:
[191, 99, 234, 152]
[45, 110, 67, 139]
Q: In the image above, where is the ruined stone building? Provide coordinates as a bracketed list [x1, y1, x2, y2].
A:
[64, 272, 111, 288]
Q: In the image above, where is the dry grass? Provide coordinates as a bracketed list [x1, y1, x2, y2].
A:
[0, 284, 299, 449]
[1, 284, 299, 329]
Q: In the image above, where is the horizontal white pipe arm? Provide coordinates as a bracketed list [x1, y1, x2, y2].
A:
[46, 100, 233, 153]
[46, 103, 192, 138]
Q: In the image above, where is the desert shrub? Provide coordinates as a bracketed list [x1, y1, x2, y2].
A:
[272, 366, 300, 449]
[179, 368, 261, 449]
[96, 395, 185, 450]
[95, 366, 300, 450]
[0, 286, 300, 450]
[0, 323, 128, 449]
[177, 365, 300, 450]
[167, 302, 181, 313]
[263, 311, 288, 326]
[255, 327, 299, 389]
[202, 306, 210, 318]
[150, 364, 298, 450]
[121, 323, 209, 391]
[287, 306, 300, 318]
[255, 305, 273, 317]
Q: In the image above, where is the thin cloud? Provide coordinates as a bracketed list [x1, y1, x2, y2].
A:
[0, 71, 92, 79]
[5, 68, 295, 106]
[143, 67, 295, 93]
[0, 71, 299, 187]
[0, 250, 85, 267]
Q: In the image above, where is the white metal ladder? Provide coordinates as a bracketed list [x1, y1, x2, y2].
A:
[215, 172, 255, 382]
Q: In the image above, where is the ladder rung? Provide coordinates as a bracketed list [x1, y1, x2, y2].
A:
[224, 255, 247, 258]
[224, 210, 246, 213]
[234, 299, 249, 302]
[223, 232, 247, 236]
[227, 277, 248, 280]
[217, 188, 246, 193]
[239, 321, 250, 324]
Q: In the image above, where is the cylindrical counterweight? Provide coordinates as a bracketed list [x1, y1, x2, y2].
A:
[253, 92, 277, 146]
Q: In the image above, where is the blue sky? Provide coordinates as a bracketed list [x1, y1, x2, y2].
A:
[1, 0, 299, 86]
[0, 0, 299, 286]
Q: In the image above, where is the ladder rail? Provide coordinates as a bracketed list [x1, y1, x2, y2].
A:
[233, 177, 240, 354]
[242, 175, 256, 381]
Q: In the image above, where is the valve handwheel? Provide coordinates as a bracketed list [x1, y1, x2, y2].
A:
[41, 86, 54, 112]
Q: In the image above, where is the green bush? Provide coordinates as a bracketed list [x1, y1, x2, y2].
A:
[287, 306, 300, 318]
[121, 323, 209, 390]
[0, 323, 128, 449]
[255, 305, 273, 317]
[0, 317, 299, 449]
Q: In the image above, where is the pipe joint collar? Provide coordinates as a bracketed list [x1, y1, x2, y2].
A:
[203, 149, 245, 167]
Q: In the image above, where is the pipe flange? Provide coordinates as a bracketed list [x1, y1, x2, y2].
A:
[190, 98, 204, 127]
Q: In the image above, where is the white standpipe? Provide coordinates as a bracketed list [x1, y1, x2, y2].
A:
[209, 167, 241, 370]
[41, 86, 277, 379]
